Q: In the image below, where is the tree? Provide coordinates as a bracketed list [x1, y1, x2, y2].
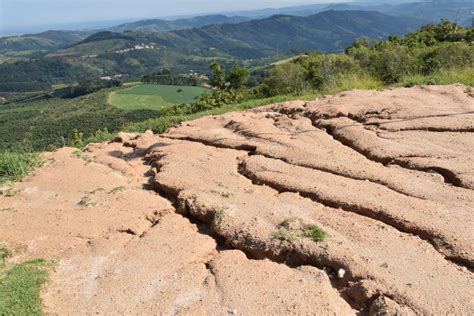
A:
[226, 65, 249, 89]
[467, 29, 474, 43]
[209, 62, 226, 89]
[260, 63, 309, 97]
[209, 62, 249, 90]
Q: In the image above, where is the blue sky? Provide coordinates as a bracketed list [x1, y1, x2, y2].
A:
[1, 0, 343, 29]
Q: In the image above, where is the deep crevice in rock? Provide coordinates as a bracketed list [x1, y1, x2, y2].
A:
[237, 159, 473, 270]
[161, 134, 423, 200]
[141, 150, 434, 314]
[312, 118, 471, 190]
[139, 154, 375, 313]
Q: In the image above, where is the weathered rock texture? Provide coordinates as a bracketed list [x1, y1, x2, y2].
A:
[0, 85, 472, 315]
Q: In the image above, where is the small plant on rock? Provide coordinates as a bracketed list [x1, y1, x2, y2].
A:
[274, 218, 327, 243]
[0, 247, 12, 266]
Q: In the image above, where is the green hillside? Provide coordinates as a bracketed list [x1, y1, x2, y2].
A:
[0, 30, 92, 63]
[0, 89, 159, 151]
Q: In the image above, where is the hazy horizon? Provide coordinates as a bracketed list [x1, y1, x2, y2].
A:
[0, 0, 350, 35]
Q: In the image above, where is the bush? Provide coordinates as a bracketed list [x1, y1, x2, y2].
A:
[259, 62, 309, 97]
[84, 128, 115, 145]
[375, 45, 418, 83]
[164, 89, 248, 115]
[71, 129, 85, 149]
[273, 218, 327, 243]
[345, 21, 474, 84]
[296, 53, 362, 89]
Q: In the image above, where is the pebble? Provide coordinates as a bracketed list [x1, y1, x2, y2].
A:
[337, 268, 346, 279]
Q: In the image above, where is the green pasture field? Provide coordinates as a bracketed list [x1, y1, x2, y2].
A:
[108, 84, 209, 111]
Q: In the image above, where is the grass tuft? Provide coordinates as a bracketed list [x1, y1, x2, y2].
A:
[274, 218, 327, 243]
[109, 186, 126, 194]
[0, 248, 12, 266]
[213, 207, 228, 231]
[307, 225, 327, 242]
[71, 150, 94, 164]
[0, 152, 42, 185]
[78, 196, 96, 207]
[400, 67, 474, 88]
[0, 255, 53, 316]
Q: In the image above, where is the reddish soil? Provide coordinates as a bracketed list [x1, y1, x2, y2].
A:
[0, 85, 473, 314]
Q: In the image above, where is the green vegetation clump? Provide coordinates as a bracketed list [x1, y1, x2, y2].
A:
[257, 20, 473, 97]
[209, 62, 249, 90]
[71, 150, 94, 164]
[0, 248, 12, 266]
[0, 152, 42, 184]
[142, 68, 204, 86]
[0, 249, 53, 316]
[274, 218, 327, 243]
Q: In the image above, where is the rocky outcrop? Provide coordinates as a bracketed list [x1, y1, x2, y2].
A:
[1, 85, 472, 315]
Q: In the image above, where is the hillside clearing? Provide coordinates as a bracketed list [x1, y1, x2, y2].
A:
[108, 84, 209, 111]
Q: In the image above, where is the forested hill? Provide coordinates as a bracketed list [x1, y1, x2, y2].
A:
[107, 15, 250, 33]
[163, 10, 425, 56]
[0, 30, 92, 54]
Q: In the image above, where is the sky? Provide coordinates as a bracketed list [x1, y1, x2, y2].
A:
[1, 0, 345, 32]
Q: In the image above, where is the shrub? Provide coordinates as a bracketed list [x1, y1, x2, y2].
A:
[71, 129, 85, 149]
[297, 53, 362, 89]
[226, 65, 250, 89]
[83, 128, 115, 145]
[163, 89, 248, 116]
[260, 62, 309, 97]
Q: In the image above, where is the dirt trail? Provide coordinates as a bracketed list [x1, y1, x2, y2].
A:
[0, 85, 473, 314]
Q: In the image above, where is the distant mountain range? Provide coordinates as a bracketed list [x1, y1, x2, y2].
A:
[107, 15, 250, 33]
[1, 0, 471, 58]
[50, 10, 424, 60]
[154, 10, 424, 56]
[0, 15, 251, 57]
[221, 1, 472, 24]
[325, 1, 473, 26]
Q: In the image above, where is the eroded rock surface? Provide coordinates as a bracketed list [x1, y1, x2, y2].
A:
[0, 85, 472, 315]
